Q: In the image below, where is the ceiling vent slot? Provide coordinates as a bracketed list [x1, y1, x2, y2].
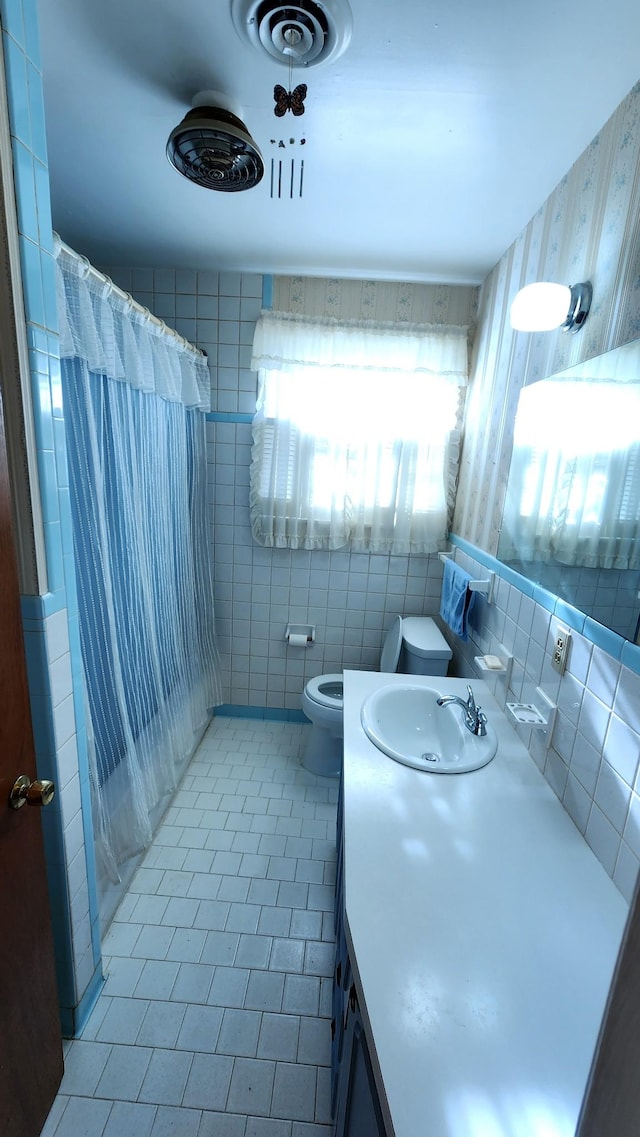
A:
[231, 0, 352, 67]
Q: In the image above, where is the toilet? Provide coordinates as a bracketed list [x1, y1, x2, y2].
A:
[301, 615, 452, 777]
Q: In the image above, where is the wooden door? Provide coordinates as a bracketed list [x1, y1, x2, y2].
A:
[0, 389, 63, 1133]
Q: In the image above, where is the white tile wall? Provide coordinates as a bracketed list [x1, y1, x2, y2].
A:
[449, 547, 640, 900]
[105, 266, 451, 711]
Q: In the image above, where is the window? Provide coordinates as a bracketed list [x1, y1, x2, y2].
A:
[249, 312, 469, 553]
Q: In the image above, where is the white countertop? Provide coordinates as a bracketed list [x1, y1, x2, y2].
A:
[343, 671, 629, 1137]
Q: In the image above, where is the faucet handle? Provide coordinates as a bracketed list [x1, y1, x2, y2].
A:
[466, 685, 477, 710]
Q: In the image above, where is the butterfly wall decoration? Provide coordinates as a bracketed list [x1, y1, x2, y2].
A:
[273, 83, 307, 117]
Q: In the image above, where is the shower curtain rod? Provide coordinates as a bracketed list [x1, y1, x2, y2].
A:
[53, 233, 207, 360]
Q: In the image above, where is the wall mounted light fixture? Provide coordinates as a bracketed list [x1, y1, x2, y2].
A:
[510, 281, 592, 333]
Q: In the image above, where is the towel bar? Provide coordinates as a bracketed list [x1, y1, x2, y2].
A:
[468, 572, 495, 603]
[439, 552, 495, 603]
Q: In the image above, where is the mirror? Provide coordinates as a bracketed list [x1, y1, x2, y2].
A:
[498, 338, 640, 644]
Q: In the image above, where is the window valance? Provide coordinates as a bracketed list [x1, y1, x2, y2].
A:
[251, 311, 469, 379]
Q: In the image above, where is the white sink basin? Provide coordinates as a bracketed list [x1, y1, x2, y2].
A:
[360, 684, 498, 773]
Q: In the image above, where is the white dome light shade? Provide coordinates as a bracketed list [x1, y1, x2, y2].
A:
[510, 281, 592, 333]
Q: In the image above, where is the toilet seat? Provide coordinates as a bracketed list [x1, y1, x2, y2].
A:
[304, 618, 404, 710]
[305, 673, 344, 708]
[300, 616, 444, 777]
[379, 614, 403, 673]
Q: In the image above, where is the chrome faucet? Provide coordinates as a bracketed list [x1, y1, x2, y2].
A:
[437, 685, 487, 737]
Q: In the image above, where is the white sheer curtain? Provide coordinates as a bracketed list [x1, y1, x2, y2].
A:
[250, 311, 468, 554]
[55, 239, 221, 882]
[501, 379, 640, 570]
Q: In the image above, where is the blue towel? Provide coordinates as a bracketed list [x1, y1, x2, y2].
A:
[439, 559, 476, 641]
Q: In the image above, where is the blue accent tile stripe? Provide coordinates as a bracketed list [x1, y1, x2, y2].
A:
[262, 274, 273, 310]
[206, 411, 253, 423]
[0, 0, 26, 48]
[61, 966, 105, 1039]
[621, 639, 640, 674]
[213, 704, 309, 723]
[554, 599, 586, 634]
[499, 561, 536, 595]
[449, 533, 640, 676]
[584, 617, 624, 660]
[533, 584, 558, 613]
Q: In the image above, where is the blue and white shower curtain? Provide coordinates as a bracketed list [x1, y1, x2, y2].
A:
[55, 239, 221, 881]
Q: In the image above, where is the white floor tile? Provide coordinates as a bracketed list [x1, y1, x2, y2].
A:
[270, 939, 305, 974]
[208, 965, 250, 1007]
[216, 1007, 262, 1057]
[257, 1014, 300, 1063]
[137, 1000, 188, 1048]
[94, 1043, 153, 1100]
[271, 1062, 317, 1122]
[282, 976, 319, 1018]
[226, 901, 262, 933]
[149, 1106, 202, 1137]
[246, 1119, 292, 1137]
[100, 956, 145, 997]
[235, 933, 273, 969]
[95, 996, 149, 1044]
[166, 928, 208, 964]
[182, 1053, 234, 1111]
[52, 1095, 112, 1137]
[200, 930, 240, 966]
[59, 1040, 112, 1096]
[176, 1004, 224, 1053]
[198, 1110, 247, 1137]
[45, 719, 338, 1137]
[138, 1048, 194, 1106]
[226, 1057, 276, 1116]
[171, 962, 215, 1004]
[297, 1018, 331, 1067]
[102, 1100, 156, 1137]
[134, 959, 181, 999]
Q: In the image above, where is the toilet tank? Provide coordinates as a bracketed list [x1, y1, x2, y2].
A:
[400, 616, 452, 676]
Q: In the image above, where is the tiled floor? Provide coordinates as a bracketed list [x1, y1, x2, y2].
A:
[42, 717, 338, 1137]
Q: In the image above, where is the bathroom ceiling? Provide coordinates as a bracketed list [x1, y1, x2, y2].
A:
[37, 0, 640, 283]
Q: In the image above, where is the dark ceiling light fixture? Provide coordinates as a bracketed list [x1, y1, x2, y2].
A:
[166, 91, 264, 192]
[510, 281, 593, 333]
[231, 0, 352, 68]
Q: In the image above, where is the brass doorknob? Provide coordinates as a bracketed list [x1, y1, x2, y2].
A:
[9, 775, 55, 810]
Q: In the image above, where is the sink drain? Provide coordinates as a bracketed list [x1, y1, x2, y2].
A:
[421, 753, 440, 763]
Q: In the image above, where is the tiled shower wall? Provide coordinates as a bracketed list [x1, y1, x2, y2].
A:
[104, 266, 477, 711]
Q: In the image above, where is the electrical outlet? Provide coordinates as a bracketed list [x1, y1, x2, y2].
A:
[552, 627, 571, 675]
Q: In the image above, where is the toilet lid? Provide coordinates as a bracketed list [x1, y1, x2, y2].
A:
[402, 616, 452, 659]
[379, 615, 403, 673]
[305, 673, 344, 706]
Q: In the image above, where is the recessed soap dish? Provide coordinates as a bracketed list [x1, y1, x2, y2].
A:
[507, 702, 548, 725]
[506, 688, 557, 748]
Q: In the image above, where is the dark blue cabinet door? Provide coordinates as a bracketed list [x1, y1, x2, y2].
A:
[334, 997, 388, 1137]
[334, 761, 387, 1135]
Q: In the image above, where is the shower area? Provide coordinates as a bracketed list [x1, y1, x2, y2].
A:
[54, 238, 222, 928]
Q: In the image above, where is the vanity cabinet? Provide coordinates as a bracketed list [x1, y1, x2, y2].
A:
[332, 770, 389, 1137]
[339, 670, 628, 1137]
[333, 982, 388, 1137]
